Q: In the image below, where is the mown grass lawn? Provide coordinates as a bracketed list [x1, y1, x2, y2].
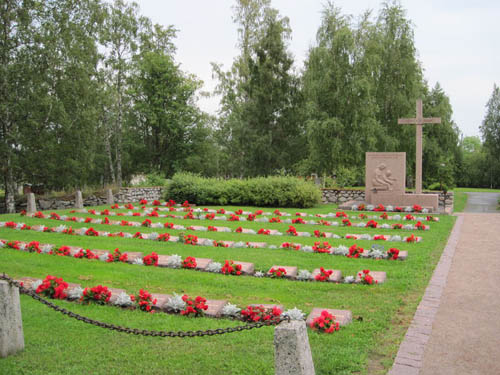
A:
[0, 204, 456, 375]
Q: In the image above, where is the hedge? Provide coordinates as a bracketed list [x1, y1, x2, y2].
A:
[166, 173, 321, 208]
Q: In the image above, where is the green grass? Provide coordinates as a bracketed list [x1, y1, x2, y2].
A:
[0, 204, 456, 375]
[453, 187, 500, 193]
[453, 191, 468, 212]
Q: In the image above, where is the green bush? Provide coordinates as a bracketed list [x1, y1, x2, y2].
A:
[166, 173, 321, 208]
[427, 182, 449, 193]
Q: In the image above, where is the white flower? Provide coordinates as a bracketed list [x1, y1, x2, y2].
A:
[301, 232, 311, 237]
[268, 245, 277, 249]
[0, 241, 4, 248]
[254, 271, 265, 277]
[283, 219, 292, 224]
[302, 245, 313, 253]
[368, 249, 386, 259]
[422, 208, 429, 214]
[33, 226, 44, 232]
[281, 307, 305, 321]
[405, 206, 413, 212]
[344, 276, 355, 284]
[99, 253, 109, 262]
[392, 215, 401, 221]
[53, 225, 67, 233]
[233, 241, 246, 248]
[206, 262, 222, 273]
[331, 234, 341, 239]
[360, 234, 372, 241]
[165, 293, 186, 312]
[31, 279, 42, 291]
[356, 222, 365, 228]
[132, 258, 144, 265]
[386, 205, 394, 211]
[366, 205, 374, 211]
[334, 245, 349, 256]
[94, 219, 102, 224]
[114, 292, 133, 307]
[331, 222, 339, 227]
[351, 205, 359, 210]
[380, 223, 391, 229]
[123, 232, 133, 238]
[0, 222, 5, 227]
[221, 303, 241, 317]
[297, 269, 313, 281]
[147, 232, 159, 240]
[68, 286, 84, 300]
[403, 224, 413, 230]
[41, 244, 53, 254]
[18, 243, 27, 251]
[166, 254, 182, 268]
[390, 235, 402, 242]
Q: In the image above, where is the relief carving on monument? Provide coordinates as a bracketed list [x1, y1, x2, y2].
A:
[372, 163, 397, 191]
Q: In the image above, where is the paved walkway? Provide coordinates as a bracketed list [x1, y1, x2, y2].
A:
[390, 193, 500, 375]
[464, 192, 500, 213]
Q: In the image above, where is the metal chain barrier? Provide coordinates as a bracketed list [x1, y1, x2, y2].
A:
[1, 273, 288, 338]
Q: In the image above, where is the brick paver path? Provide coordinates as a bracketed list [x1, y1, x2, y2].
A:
[390, 193, 500, 374]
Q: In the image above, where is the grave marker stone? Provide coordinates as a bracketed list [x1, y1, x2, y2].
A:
[0, 280, 25, 358]
[75, 190, 84, 209]
[106, 189, 114, 205]
[26, 193, 36, 214]
[274, 320, 315, 375]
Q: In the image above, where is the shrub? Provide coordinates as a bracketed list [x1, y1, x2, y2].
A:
[166, 173, 321, 208]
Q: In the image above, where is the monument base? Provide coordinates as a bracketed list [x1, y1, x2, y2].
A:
[339, 192, 439, 212]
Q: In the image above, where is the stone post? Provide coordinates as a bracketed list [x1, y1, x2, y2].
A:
[274, 320, 315, 375]
[106, 189, 114, 205]
[26, 193, 36, 214]
[75, 190, 83, 209]
[0, 280, 25, 358]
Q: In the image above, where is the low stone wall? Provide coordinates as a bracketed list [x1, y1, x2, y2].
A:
[0, 187, 166, 213]
[321, 189, 454, 208]
[0, 187, 453, 213]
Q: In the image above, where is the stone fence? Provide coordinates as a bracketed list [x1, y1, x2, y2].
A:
[321, 189, 454, 208]
[0, 187, 166, 213]
[0, 187, 453, 213]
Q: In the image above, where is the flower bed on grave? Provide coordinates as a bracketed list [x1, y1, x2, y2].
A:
[0, 220, 416, 260]
[0, 238, 388, 284]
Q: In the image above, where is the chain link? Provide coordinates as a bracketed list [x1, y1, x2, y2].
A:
[0, 273, 288, 337]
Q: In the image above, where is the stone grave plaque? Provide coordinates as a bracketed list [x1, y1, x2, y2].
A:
[124, 252, 143, 262]
[107, 288, 126, 304]
[268, 266, 298, 279]
[356, 270, 386, 284]
[312, 269, 342, 282]
[233, 261, 255, 275]
[150, 293, 171, 311]
[194, 258, 212, 270]
[204, 299, 227, 317]
[306, 308, 352, 327]
[15, 277, 41, 290]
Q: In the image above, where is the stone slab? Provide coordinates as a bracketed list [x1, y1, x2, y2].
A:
[399, 251, 408, 261]
[356, 270, 386, 284]
[156, 255, 172, 267]
[150, 293, 171, 311]
[249, 304, 284, 311]
[107, 288, 126, 304]
[247, 242, 267, 248]
[312, 269, 342, 282]
[194, 258, 212, 270]
[268, 266, 298, 279]
[123, 252, 143, 262]
[233, 261, 255, 275]
[204, 299, 227, 317]
[15, 277, 41, 290]
[306, 308, 352, 327]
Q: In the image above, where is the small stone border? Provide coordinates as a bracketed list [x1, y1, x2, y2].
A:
[12, 275, 353, 328]
[388, 215, 464, 374]
[0, 238, 387, 285]
[1, 220, 413, 261]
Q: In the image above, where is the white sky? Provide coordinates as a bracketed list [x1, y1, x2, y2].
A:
[135, 0, 500, 138]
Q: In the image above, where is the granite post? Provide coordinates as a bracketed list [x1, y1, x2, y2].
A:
[26, 193, 36, 214]
[274, 320, 315, 375]
[75, 190, 83, 209]
[106, 189, 114, 205]
[0, 280, 25, 358]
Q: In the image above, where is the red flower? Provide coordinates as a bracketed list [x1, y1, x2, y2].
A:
[107, 248, 128, 263]
[241, 305, 282, 323]
[85, 227, 99, 237]
[81, 285, 112, 305]
[182, 256, 197, 269]
[366, 220, 378, 228]
[36, 275, 68, 299]
[347, 244, 364, 258]
[269, 216, 281, 223]
[336, 211, 347, 218]
[312, 241, 332, 253]
[180, 295, 207, 316]
[315, 267, 333, 282]
[258, 228, 271, 235]
[221, 260, 242, 275]
[286, 226, 298, 236]
[314, 230, 326, 238]
[142, 219, 152, 227]
[342, 219, 351, 227]
[310, 310, 340, 333]
[387, 248, 400, 260]
[205, 213, 215, 220]
[269, 267, 287, 278]
[229, 214, 240, 221]
[184, 234, 198, 245]
[143, 252, 159, 266]
[292, 217, 305, 224]
[157, 233, 171, 242]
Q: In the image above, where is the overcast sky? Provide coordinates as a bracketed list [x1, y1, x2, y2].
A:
[135, 0, 499, 138]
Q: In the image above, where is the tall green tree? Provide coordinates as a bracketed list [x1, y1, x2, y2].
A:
[479, 84, 500, 188]
[213, 0, 304, 177]
[101, 0, 140, 187]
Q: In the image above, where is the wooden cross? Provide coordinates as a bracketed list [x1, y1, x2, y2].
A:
[398, 99, 441, 194]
